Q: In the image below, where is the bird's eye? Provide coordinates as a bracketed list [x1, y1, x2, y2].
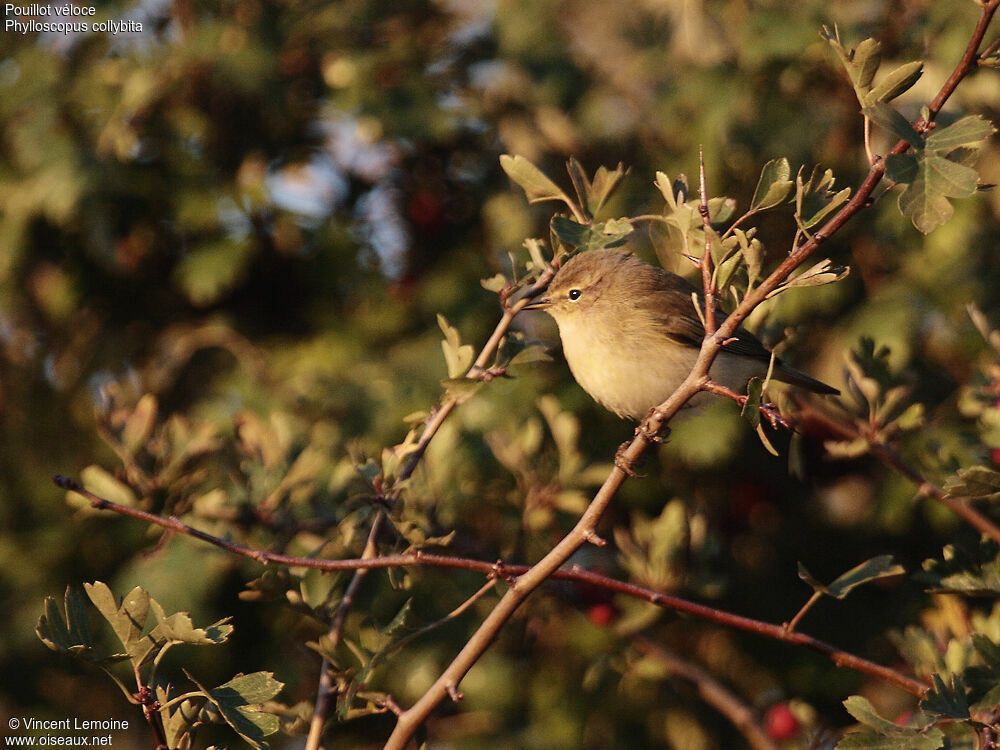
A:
[568, 289, 582, 301]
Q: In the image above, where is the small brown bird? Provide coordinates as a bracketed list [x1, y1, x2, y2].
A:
[524, 249, 838, 420]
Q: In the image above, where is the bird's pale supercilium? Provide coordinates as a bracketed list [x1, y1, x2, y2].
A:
[524, 249, 838, 420]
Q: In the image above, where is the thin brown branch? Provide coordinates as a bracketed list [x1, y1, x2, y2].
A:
[305, 510, 386, 750]
[700, 379, 795, 431]
[51, 476, 926, 698]
[632, 636, 781, 750]
[133, 671, 169, 750]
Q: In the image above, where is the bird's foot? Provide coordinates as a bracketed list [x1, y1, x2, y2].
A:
[761, 402, 795, 432]
[615, 441, 645, 478]
[637, 411, 670, 445]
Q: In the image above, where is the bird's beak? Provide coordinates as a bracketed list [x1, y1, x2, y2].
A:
[521, 296, 552, 311]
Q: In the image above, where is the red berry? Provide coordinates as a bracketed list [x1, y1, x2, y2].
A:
[763, 703, 800, 741]
[991, 448, 1000, 467]
[586, 603, 617, 627]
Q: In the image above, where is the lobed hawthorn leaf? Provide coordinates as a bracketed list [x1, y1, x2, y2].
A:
[587, 163, 628, 216]
[843, 695, 903, 734]
[200, 672, 284, 750]
[84, 582, 159, 668]
[566, 157, 627, 219]
[921, 674, 970, 720]
[653, 171, 688, 210]
[881, 114, 994, 233]
[896, 169, 957, 233]
[35, 586, 128, 664]
[795, 165, 851, 229]
[821, 27, 880, 88]
[838, 695, 944, 750]
[648, 219, 686, 271]
[919, 540, 1000, 595]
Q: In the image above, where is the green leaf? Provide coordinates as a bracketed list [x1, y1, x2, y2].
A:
[799, 556, 903, 599]
[440, 377, 484, 404]
[843, 695, 903, 734]
[586, 163, 628, 217]
[796, 165, 851, 229]
[122, 393, 158, 453]
[740, 376, 764, 428]
[766, 258, 850, 298]
[551, 217, 633, 252]
[77, 465, 138, 508]
[648, 218, 687, 270]
[883, 115, 993, 233]
[924, 153, 980, 198]
[839, 696, 945, 750]
[863, 103, 922, 147]
[925, 115, 996, 152]
[895, 153, 979, 233]
[205, 672, 284, 750]
[381, 599, 412, 637]
[480, 273, 508, 293]
[865, 61, 924, 105]
[437, 313, 474, 379]
[921, 674, 970, 719]
[173, 239, 255, 307]
[943, 466, 1000, 501]
[500, 155, 574, 208]
[750, 158, 793, 211]
[919, 540, 1000, 595]
[851, 38, 882, 91]
[84, 582, 158, 667]
[821, 27, 884, 103]
[826, 555, 904, 599]
[885, 153, 919, 184]
[654, 171, 688, 210]
[566, 158, 628, 218]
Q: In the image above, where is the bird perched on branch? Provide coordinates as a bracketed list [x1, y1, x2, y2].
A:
[524, 249, 838, 420]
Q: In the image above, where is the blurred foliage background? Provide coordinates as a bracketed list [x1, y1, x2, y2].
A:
[2, 0, 1000, 747]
